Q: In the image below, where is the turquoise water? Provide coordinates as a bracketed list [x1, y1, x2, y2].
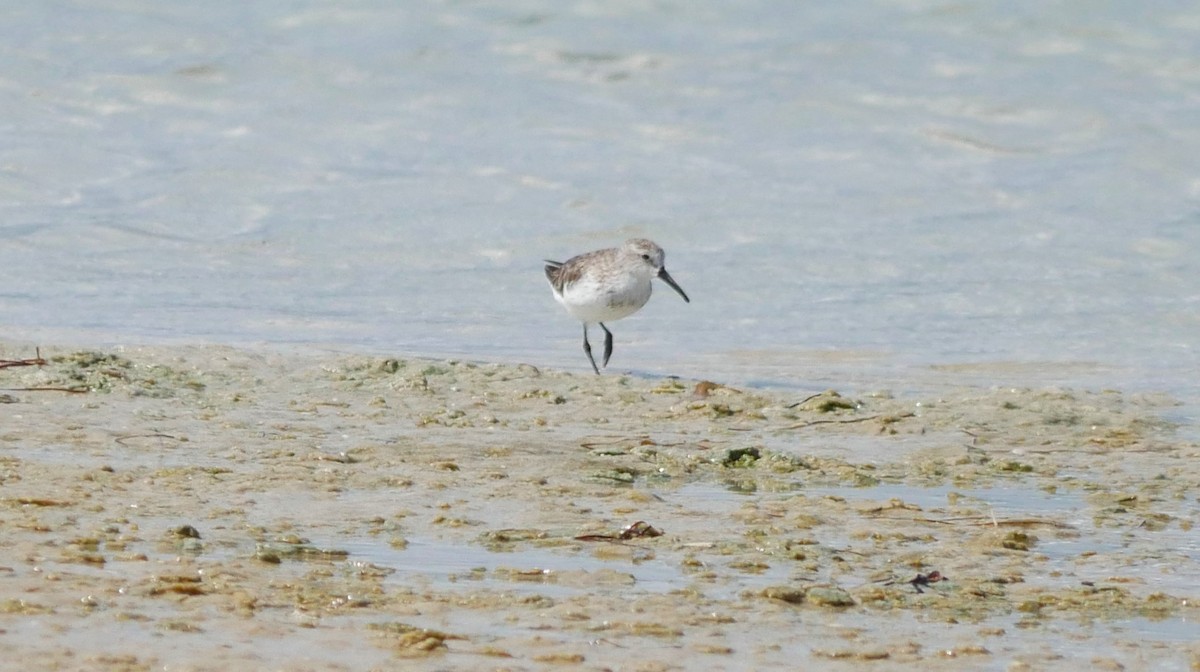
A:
[1, 2, 1197, 416]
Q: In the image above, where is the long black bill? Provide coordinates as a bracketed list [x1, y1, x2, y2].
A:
[657, 267, 690, 303]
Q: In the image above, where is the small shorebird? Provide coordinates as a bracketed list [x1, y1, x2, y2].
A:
[544, 238, 690, 374]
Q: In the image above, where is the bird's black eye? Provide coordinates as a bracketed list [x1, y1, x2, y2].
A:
[641, 254, 651, 261]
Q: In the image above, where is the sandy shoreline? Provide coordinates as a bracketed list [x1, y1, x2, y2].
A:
[1, 342, 1197, 671]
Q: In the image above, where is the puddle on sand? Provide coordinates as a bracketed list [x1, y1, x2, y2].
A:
[108, 478, 1193, 669]
[316, 479, 1200, 605]
[671, 480, 1200, 594]
[340, 536, 684, 599]
[325, 500, 1197, 670]
[318, 480, 1200, 597]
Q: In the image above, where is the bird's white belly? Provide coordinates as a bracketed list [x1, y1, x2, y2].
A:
[556, 276, 652, 324]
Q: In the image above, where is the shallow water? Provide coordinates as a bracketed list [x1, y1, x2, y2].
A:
[1, 1, 1196, 420]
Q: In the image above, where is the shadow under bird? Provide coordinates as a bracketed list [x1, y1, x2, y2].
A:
[544, 238, 690, 374]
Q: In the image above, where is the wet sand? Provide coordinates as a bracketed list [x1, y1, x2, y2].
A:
[1, 343, 1197, 671]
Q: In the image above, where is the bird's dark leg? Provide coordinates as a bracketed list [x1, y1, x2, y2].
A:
[599, 322, 613, 368]
[582, 324, 600, 375]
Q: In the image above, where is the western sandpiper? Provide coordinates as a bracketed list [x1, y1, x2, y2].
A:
[544, 238, 690, 374]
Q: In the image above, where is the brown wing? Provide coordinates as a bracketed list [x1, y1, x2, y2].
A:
[544, 250, 599, 294]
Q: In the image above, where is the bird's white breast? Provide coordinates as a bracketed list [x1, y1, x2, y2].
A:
[555, 273, 653, 324]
